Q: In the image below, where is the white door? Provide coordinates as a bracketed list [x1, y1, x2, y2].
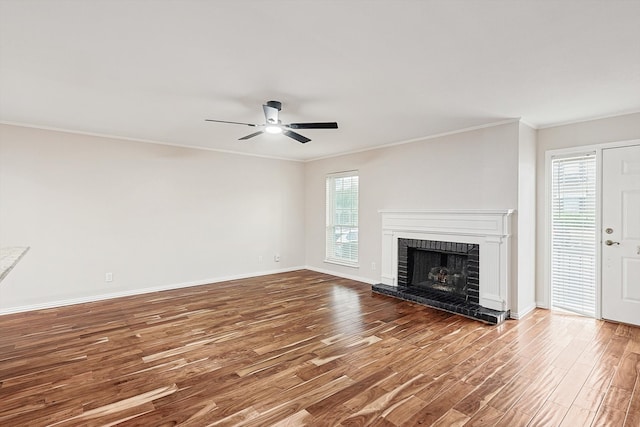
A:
[602, 144, 640, 326]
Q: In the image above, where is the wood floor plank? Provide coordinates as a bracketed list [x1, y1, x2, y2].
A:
[510, 366, 567, 416]
[380, 394, 428, 426]
[487, 374, 533, 413]
[559, 405, 596, 427]
[592, 405, 627, 427]
[454, 376, 504, 416]
[494, 407, 534, 427]
[527, 401, 569, 427]
[430, 408, 470, 426]
[625, 371, 640, 426]
[1, 270, 639, 426]
[305, 367, 396, 418]
[461, 404, 504, 426]
[411, 380, 475, 425]
[601, 385, 633, 412]
[548, 361, 593, 407]
[612, 352, 640, 391]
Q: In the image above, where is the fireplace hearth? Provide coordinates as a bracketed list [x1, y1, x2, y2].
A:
[372, 282, 508, 324]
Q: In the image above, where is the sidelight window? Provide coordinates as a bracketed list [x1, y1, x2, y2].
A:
[550, 154, 596, 317]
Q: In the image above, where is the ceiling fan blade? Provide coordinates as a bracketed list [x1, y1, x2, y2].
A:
[262, 104, 280, 125]
[283, 130, 311, 144]
[286, 122, 338, 129]
[239, 131, 264, 140]
[205, 119, 257, 127]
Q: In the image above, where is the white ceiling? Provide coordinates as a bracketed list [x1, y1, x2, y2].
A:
[1, 0, 639, 161]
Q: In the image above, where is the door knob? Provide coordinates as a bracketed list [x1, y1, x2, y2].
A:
[605, 240, 620, 246]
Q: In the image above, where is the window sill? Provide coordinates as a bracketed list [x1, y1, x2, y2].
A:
[324, 259, 359, 269]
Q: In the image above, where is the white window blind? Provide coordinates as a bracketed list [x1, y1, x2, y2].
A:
[326, 171, 359, 266]
[550, 154, 596, 317]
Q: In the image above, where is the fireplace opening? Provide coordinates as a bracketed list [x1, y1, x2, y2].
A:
[398, 239, 479, 304]
[408, 248, 469, 296]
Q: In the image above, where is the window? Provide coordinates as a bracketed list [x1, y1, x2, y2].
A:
[326, 171, 359, 266]
[550, 153, 596, 317]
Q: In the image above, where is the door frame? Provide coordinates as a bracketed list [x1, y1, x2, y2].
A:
[544, 138, 640, 319]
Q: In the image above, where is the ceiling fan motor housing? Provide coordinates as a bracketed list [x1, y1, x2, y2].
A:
[265, 100, 282, 111]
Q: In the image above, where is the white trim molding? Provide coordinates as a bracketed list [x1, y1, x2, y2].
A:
[510, 303, 537, 320]
[379, 209, 515, 312]
[0, 266, 306, 316]
[305, 266, 377, 285]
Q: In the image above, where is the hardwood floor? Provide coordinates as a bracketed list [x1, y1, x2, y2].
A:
[0, 270, 639, 426]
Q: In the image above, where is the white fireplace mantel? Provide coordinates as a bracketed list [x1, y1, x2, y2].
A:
[379, 209, 514, 312]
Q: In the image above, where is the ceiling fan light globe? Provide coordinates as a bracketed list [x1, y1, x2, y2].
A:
[265, 125, 282, 134]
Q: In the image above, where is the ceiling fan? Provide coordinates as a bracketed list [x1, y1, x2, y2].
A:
[205, 100, 338, 144]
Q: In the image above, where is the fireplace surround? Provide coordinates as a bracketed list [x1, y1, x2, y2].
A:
[372, 210, 513, 324]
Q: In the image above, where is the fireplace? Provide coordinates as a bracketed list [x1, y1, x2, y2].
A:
[372, 209, 513, 324]
[397, 238, 479, 304]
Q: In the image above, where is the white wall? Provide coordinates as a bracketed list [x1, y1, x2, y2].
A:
[516, 122, 537, 317]
[0, 124, 306, 312]
[535, 112, 640, 307]
[305, 121, 530, 314]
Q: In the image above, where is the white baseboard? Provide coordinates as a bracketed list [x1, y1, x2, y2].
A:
[510, 303, 538, 320]
[304, 265, 377, 285]
[0, 266, 306, 316]
[536, 301, 550, 310]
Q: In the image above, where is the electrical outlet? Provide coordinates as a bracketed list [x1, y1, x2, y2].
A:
[105, 272, 113, 282]
[371, 262, 376, 271]
[258, 255, 263, 263]
[274, 254, 280, 262]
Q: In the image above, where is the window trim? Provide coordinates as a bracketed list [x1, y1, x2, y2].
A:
[325, 170, 359, 268]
